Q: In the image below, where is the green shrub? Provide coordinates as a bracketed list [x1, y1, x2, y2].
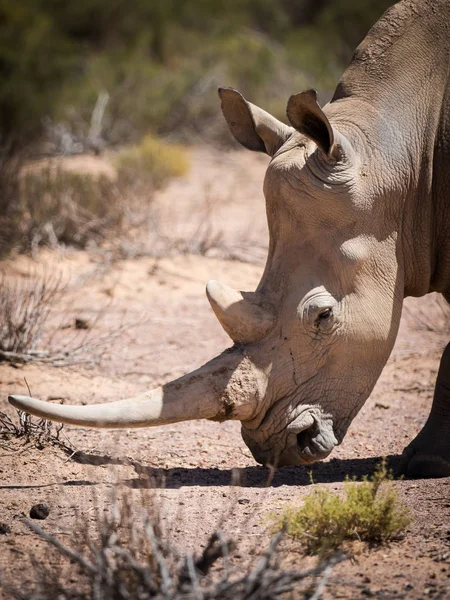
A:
[277, 460, 411, 556]
[0, 1, 76, 144]
[2, 0, 396, 150]
[115, 134, 189, 190]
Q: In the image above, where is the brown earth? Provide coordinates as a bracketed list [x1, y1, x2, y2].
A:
[0, 147, 449, 599]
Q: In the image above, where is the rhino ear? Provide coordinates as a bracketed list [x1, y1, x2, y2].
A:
[286, 90, 335, 158]
[219, 87, 294, 157]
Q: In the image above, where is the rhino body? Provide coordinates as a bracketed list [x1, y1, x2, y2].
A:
[9, 0, 450, 477]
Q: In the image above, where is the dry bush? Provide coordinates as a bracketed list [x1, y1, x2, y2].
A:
[0, 147, 24, 258]
[0, 408, 72, 454]
[19, 167, 123, 250]
[277, 461, 411, 557]
[134, 196, 230, 261]
[115, 134, 189, 191]
[0, 269, 135, 367]
[1, 136, 260, 265]
[1, 490, 344, 600]
[0, 134, 190, 257]
[0, 147, 125, 255]
[0, 271, 63, 361]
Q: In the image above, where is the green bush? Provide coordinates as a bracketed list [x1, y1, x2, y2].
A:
[1, 0, 395, 150]
[277, 460, 411, 556]
[115, 134, 189, 190]
[0, 0, 76, 144]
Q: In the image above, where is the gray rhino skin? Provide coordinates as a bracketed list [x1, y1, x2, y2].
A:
[9, 0, 450, 478]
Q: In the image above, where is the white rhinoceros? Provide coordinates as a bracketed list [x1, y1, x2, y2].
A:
[9, 0, 450, 478]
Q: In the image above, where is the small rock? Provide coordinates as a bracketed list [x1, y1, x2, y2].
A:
[238, 498, 250, 505]
[0, 523, 11, 534]
[30, 503, 49, 520]
[75, 318, 90, 330]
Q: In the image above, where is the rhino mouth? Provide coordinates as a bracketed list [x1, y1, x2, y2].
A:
[269, 408, 335, 465]
[295, 417, 336, 464]
[241, 410, 338, 467]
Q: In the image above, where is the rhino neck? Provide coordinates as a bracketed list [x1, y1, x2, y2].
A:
[332, 0, 450, 299]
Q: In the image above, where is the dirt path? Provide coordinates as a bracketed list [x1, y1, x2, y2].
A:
[0, 148, 449, 599]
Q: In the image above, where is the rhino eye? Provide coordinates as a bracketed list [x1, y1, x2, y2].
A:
[315, 308, 333, 328]
[318, 308, 332, 321]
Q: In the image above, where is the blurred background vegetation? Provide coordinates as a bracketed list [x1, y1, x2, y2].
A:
[1, 0, 393, 152]
[0, 0, 394, 257]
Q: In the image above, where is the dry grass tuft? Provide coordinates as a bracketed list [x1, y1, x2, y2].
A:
[1, 490, 345, 599]
[115, 134, 189, 191]
[277, 460, 411, 556]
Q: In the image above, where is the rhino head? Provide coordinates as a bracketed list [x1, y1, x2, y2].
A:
[9, 88, 404, 467]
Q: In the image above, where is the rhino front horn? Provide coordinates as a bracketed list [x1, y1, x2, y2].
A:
[206, 280, 275, 344]
[8, 347, 265, 428]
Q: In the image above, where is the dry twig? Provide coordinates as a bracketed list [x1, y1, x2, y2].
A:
[0, 409, 72, 454]
[0, 269, 141, 368]
[1, 489, 346, 600]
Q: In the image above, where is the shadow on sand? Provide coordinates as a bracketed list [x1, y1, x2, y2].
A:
[70, 451, 402, 489]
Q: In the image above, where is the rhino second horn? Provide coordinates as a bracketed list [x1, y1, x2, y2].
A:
[206, 280, 275, 344]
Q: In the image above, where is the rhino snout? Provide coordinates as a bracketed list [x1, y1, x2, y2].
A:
[294, 416, 338, 464]
[241, 410, 338, 467]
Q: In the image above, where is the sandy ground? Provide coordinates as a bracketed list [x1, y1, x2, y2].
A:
[0, 147, 449, 599]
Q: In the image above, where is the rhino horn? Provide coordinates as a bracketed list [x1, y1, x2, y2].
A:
[206, 280, 275, 344]
[8, 349, 265, 428]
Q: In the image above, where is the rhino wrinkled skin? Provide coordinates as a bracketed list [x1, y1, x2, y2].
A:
[9, 0, 450, 478]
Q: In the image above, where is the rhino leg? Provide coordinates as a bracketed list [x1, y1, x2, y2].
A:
[399, 342, 450, 478]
